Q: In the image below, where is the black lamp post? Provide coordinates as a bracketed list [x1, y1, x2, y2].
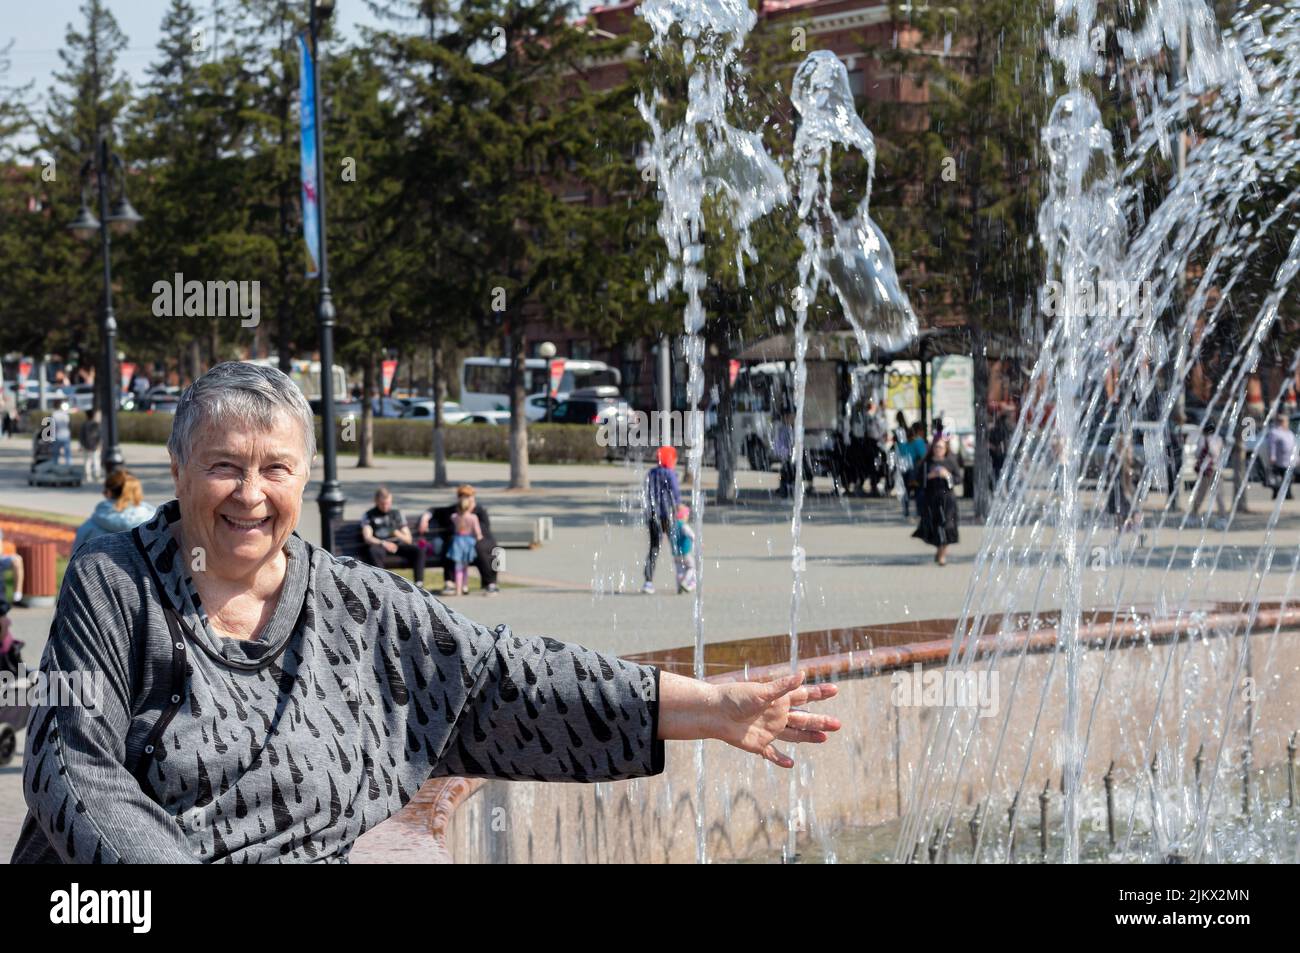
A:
[310, 0, 346, 550]
[69, 135, 143, 476]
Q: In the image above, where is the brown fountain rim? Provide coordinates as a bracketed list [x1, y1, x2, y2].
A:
[623, 601, 1300, 685]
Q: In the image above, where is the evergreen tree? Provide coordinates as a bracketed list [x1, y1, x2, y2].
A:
[864, 0, 1050, 519]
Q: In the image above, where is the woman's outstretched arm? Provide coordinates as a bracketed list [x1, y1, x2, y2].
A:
[657, 670, 840, 768]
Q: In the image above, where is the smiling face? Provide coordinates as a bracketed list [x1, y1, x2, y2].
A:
[171, 411, 311, 582]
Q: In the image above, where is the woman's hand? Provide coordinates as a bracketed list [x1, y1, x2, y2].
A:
[417, 513, 430, 535]
[658, 670, 840, 769]
[713, 672, 840, 767]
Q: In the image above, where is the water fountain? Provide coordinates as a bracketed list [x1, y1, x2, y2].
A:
[436, 0, 1300, 864]
[900, 0, 1300, 862]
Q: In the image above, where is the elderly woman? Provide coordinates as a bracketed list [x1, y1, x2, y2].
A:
[12, 363, 839, 863]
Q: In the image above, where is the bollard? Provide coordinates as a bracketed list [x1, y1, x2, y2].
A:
[1039, 779, 1051, 860]
[1103, 761, 1116, 847]
[1288, 732, 1297, 810]
[15, 541, 57, 608]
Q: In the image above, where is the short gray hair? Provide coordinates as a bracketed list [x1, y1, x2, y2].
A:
[168, 362, 317, 466]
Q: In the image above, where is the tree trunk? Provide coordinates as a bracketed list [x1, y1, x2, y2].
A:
[432, 345, 448, 487]
[358, 353, 375, 468]
[714, 343, 738, 504]
[507, 322, 530, 489]
[190, 339, 203, 380]
[209, 320, 220, 369]
[971, 322, 993, 522]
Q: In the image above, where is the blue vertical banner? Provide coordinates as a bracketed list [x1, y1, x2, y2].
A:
[298, 31, 321, 278]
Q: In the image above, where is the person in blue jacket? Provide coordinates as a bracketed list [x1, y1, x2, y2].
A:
[72, 469, 157, 557]
[642, 445, 682, 594]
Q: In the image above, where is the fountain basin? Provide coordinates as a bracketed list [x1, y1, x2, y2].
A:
[357, 603, 1300, 863]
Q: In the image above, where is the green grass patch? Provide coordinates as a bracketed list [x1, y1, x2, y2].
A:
[0, 506, 85, 527]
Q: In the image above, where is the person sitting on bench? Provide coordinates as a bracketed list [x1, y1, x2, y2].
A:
[360, 487, 426, 588]
[417, 484, 500, 595]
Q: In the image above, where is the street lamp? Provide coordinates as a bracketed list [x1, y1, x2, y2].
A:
[68, 136, 141, 476]
[538, 340, 557, 423]
[310, 0, 346, 550]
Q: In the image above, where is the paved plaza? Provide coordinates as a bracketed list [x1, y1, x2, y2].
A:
[4, 433, 1300, 859]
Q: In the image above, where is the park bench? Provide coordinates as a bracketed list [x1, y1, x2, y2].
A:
[328, 505, 549, 565]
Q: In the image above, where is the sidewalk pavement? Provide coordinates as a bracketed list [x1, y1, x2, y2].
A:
[4, 433, 1299, 861]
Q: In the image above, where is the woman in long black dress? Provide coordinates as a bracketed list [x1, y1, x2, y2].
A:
[913, 438, 962, 565]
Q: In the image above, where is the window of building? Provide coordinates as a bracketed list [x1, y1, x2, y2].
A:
[848, 68, 866, 99]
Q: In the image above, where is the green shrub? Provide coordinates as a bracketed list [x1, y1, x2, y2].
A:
[19, 409, 608, 465]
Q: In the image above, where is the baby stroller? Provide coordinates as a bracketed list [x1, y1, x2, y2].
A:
[0, 630, 26, 766]
[27, 431, 82, 487]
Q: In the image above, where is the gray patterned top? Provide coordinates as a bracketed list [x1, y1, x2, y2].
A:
[11, 500, 663, 863]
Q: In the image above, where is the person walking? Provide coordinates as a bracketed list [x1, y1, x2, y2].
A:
[51, 401, 73, 466]
[774, 410, 810, 498]
[990, 412, 1011, 479]
[642, 445, 682, 594]
[360, 486, 426, 588]
[863, 399, 887, 496]
[912, 437, 962, 565]
[1106, 432, 1145, 546]
[1165, 415, 1186, 511]
[447, 492, 484, 596]
[80, 410, 102, 483]
[846, 398, 868, 494]
[897, 421, 928, 519]
[72, 469, 157, 556]
[1265, 415, 1296, 500]
[1190, 421, 1230, 524]
[0, 385, 16, 439]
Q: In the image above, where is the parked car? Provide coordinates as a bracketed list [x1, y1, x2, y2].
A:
[308, 398, 362, 423]
[370, 396, 409, 418]
[458, 411, 511, 425]
[143, 385, 180, 402]
[145, 395, 181, 415]
[550, 394, 628, 427]
[400, 400, 470, 423]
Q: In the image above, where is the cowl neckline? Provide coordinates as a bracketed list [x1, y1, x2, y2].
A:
[134, 499, 311, 670]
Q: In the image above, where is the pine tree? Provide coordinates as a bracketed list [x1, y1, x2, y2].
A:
[863, 0, 1050, 519]
[20, 0, 136, 390]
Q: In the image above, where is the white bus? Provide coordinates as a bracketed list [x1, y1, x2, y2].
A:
[459, 356, 621, 414]
[244, 357, 349, 404]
